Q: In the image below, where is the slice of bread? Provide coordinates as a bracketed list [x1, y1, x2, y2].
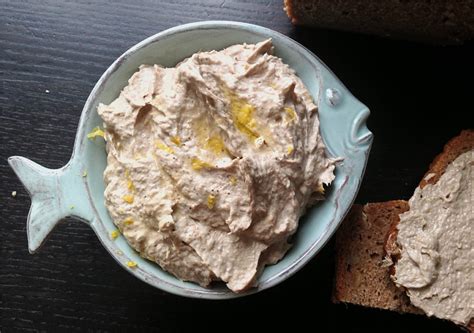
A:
[385, 130, 474, 329]
[284, 0, 474, 44]
[333, 201, 421, 314]
[386, 130, 474, 261]
[334, 130, 473, 330]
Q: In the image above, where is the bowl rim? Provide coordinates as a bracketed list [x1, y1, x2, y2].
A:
[77, 20, 371, 299]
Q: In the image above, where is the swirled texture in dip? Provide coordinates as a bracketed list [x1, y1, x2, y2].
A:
[98, 39, 336, 292]
[394, 150, 473, 325]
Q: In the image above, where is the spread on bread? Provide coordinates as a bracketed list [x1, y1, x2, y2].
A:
[393, 150, 473, 325]
[333, 130, 474, 329]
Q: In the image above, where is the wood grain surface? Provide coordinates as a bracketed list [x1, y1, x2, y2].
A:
[0, 0, 472, 332]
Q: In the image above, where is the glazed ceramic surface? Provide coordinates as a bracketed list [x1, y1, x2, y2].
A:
[9, 21, 373, 299]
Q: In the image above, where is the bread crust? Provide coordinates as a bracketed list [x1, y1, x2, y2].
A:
[419, 130, 474, 189]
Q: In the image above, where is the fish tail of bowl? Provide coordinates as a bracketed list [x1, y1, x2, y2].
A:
[7, 156, 95, 253]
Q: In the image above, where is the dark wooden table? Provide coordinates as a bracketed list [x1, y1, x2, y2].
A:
[1, 1, 472, 331]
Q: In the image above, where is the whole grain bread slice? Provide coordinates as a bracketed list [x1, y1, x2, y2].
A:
[385, 130, 474, 262]
[333, 130, 473, 330]
[333, 201, 422, 314]
[385, 129, 474, 330]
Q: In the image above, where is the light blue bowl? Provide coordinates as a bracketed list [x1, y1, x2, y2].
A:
[8, 21, 372, 299]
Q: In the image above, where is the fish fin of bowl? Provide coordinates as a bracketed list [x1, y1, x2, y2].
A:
[8, 156, 94, 253]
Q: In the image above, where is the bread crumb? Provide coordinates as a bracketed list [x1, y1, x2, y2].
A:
[11, 191, 17, 198]
[127, 261, 137, 268]
[380, 256, 393, 268]
[124, 217, 134, 225]
[82, 170, 88, 177]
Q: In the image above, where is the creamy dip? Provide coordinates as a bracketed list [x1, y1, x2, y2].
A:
[98, 39, 336, 292]
[394, 150, 473, 325]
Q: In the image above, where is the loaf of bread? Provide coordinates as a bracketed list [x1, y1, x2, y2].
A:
[284, 0, 474, 44]
[334, 130, 474, 331]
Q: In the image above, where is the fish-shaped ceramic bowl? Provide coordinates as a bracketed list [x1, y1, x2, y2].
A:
[8, 21, 372, 299]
